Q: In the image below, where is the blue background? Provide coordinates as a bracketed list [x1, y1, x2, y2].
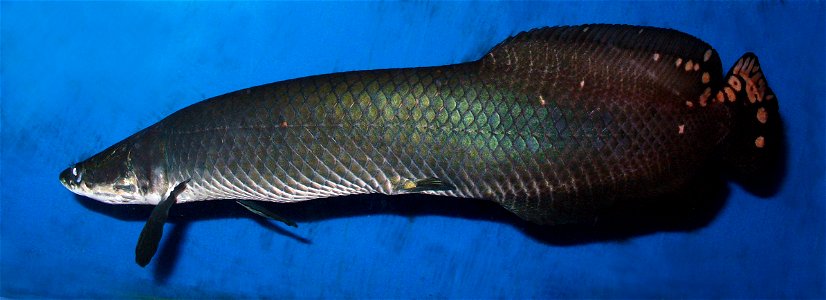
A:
[2, 1, 824, 298]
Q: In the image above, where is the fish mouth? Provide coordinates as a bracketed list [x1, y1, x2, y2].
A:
[59, 166, 79, 190]
[59, 166, 93, 199]
[60, 168, 143, 204]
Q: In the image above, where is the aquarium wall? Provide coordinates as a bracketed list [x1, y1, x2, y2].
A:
[2, 1, 824, 298]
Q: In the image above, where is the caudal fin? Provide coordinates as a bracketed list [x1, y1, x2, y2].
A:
[718, 53, 784, 192]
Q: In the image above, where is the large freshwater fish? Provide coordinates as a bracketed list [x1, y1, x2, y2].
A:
[59, 25, 781, 266]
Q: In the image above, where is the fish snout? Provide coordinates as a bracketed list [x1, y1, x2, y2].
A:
[59, 166, 82, 190]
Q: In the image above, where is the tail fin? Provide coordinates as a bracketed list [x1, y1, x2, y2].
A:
[719, 53, 784, 193]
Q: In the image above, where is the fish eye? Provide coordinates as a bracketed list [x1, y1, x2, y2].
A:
[73, 167, 83, 184]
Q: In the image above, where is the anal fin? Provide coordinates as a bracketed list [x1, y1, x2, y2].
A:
[237, 200, 298, 228]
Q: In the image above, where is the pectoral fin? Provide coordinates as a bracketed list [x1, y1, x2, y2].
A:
[237, 200, 298, 228]
[399, 177, 456, 193]
[135, 179, 189, 267]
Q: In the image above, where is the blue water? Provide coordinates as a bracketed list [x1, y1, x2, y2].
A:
[2, 2, 824, 298]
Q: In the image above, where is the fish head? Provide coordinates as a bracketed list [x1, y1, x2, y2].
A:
[60, 139, 145, 204]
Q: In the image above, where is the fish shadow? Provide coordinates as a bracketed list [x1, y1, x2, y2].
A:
[73, 120, 788, 281]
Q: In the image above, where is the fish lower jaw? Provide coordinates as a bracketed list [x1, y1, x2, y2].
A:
[61, 183, 161, 205]
[69, 189, 149, 205]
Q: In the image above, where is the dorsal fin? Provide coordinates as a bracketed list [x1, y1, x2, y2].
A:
[484, 24, 718, 69]
[480, 24, 725, 103]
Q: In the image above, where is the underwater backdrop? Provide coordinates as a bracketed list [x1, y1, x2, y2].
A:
[2, 1, 824, 298]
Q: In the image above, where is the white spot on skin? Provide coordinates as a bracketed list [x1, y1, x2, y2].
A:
[653, 53, 660, 61]
[539, 95, 546, 106]
[676, 58, 683, 67]
[704, 49, 713, 62]
[678, 124, 685, 135]
[685, 60, 694, 72]
[579, 80, 585, 89]
[693, 63, 700, 71]
[583, 26, 590, 32]
[72, 167, 77, 176]
[685, 101, 694, 108]
[76, 172, 83, 184]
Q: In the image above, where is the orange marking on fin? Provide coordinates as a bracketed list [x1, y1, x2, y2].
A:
[686, 101, 694, 108]
[757, 107, 768, 124]
[734, 58, 744, 75]
[725, 87, 736, 102]
[653, 53, 660, 61]
[751, 71, 763, 83]
[693, 63, 700, 72]
[716, 91, 725, 103]
[728, 76, 742, 92]
[745, 78, 759, 103]
[685, 60, 694, 72]
[702, 72, 710, 84]
[280, 121, 289, 128]
[699, 87, 711, 107]
[745, 58, 755, 74]
[740, 58, 751, 75]
[755, 136, 765, 148]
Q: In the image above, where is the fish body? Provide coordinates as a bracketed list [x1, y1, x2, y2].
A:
[60, 25, 780, 226]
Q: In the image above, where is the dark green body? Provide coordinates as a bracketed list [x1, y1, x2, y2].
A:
[124, 25, 730, 224]
[72, 25, 781, 225]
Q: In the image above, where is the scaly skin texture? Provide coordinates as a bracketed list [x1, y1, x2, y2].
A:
[62, 25, 780, 225]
